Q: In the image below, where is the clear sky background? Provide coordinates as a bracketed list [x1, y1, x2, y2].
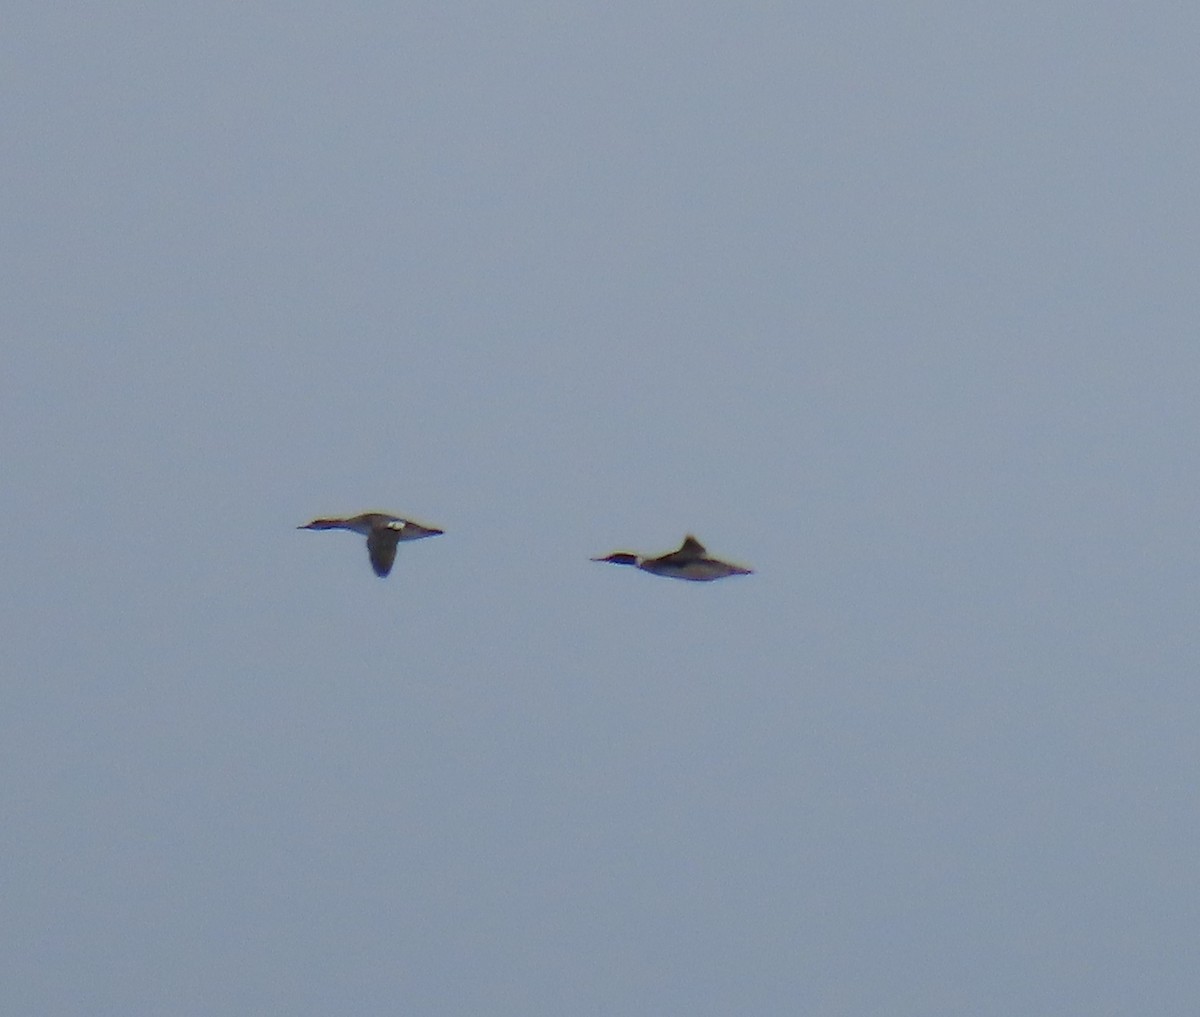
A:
[4, 4, 1199, 1015]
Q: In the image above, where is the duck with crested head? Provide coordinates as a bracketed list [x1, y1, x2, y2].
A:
[298, 512, 443, 577]
[591, 535, 752, 582]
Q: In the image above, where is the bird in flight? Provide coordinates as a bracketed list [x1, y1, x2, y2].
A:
[298, 512, 443, 577]
[590, 535, 752, 582]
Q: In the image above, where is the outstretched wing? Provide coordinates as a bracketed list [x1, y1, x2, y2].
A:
[366, 528, 400, 577]
[676, 535, 707, 557]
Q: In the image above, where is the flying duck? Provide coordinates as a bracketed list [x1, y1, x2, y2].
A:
[590, 535, 753, 582]
[298, 512, 443, 577]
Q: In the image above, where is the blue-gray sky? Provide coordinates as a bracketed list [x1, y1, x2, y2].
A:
[5, 5, 1199, 1014]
